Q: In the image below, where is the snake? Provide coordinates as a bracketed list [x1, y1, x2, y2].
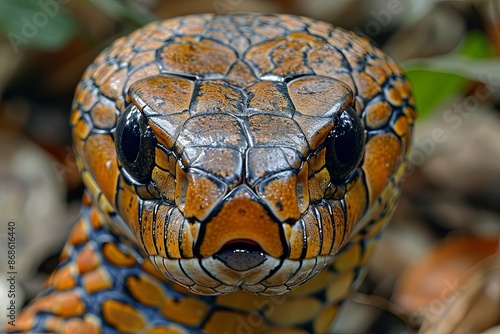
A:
[6, 13, 415, 334]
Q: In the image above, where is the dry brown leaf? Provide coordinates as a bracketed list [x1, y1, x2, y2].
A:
[392, 234, 499, 329]
[419, 254, 500, 334]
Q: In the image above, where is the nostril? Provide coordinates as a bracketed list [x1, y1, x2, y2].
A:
[213, 239, 267, 271]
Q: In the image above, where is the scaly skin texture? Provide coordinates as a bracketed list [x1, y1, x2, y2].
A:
[6, 14, 415, 333]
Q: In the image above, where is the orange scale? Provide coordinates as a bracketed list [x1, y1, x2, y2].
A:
[302, 210, 321, 258]
[90, 101, 117, 130]
[258, 173, 301, 222]
[76, 245, 101, 274]
[100, 67, 128, 101]
[126, 275, 165, 307]
[328, 201, 347, 254]
[102, 242, 136, 267]
[343, 173, 368, 241]
[69, 218, 89, 245]
[59, 244, 72, 262]
[70, 105, 82, 126]
[393, 115, 409, 137]
[90, 206, 104, 230]
[115, 181, 140, 237]
[365, 61, 388, 86]
[62, 318, 101, 334]
[102, 300, 146, 332]
[74, 117, 91, 141]
[50, 264, 77, 291]
[385, 85, 403, 106]
[82, 191, 92, 206]
[308, 46, 346, 76]
[404, 106, 417, 124]
[130, 50, 156, 69]
[84, 134, 119, 203]
[139, 201, 162, 256]
[362, 133, 402, 205]
[365, 100, 392, 129]
[82, 267, 113, 293]
[316, 204, 335, 255]
[92, 62, 119, 87]
[352, 71, 381, 100]
[160, 298, 209, 326]
[35, 291, 86, 317]
[289, 220, 306, 260]
[78, 86, 99, 112]
[159, 39, 237, 76]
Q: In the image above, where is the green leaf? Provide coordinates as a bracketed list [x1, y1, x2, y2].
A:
[404, 70, 467, 118]
[402, 30, 496, 118]
[458, 29, 491, 59]
[404, 55, 500, 84]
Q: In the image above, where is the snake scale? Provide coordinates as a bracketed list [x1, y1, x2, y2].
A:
[5, 13, 415, 334]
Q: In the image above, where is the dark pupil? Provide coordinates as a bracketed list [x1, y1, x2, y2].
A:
[121, 118, 141, 163]
[334, 127, 356, 165]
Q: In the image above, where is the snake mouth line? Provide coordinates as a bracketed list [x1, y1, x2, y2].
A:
[213, 239, 267, 271]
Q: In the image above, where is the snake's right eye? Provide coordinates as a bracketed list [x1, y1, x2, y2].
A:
[115, 104, 157, 183]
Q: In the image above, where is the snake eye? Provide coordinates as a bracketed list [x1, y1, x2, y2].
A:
[115, 104, 156, 183]
[324, 106, 365, 184]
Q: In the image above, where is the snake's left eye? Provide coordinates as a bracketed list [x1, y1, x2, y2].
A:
[324, 106, 365, 184]
[115, 104, 156, 183]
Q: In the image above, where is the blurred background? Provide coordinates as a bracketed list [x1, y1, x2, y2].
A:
[0, 0, 499, 333]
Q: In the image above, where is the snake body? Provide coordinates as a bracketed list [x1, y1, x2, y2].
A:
[6, 13, 415, 333]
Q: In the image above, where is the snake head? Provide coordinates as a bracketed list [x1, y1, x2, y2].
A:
[73, 14, 415, 296]
[110, 74, 367, 295]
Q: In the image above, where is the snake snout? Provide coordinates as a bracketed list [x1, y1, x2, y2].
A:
[213, 239, 267, 271]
